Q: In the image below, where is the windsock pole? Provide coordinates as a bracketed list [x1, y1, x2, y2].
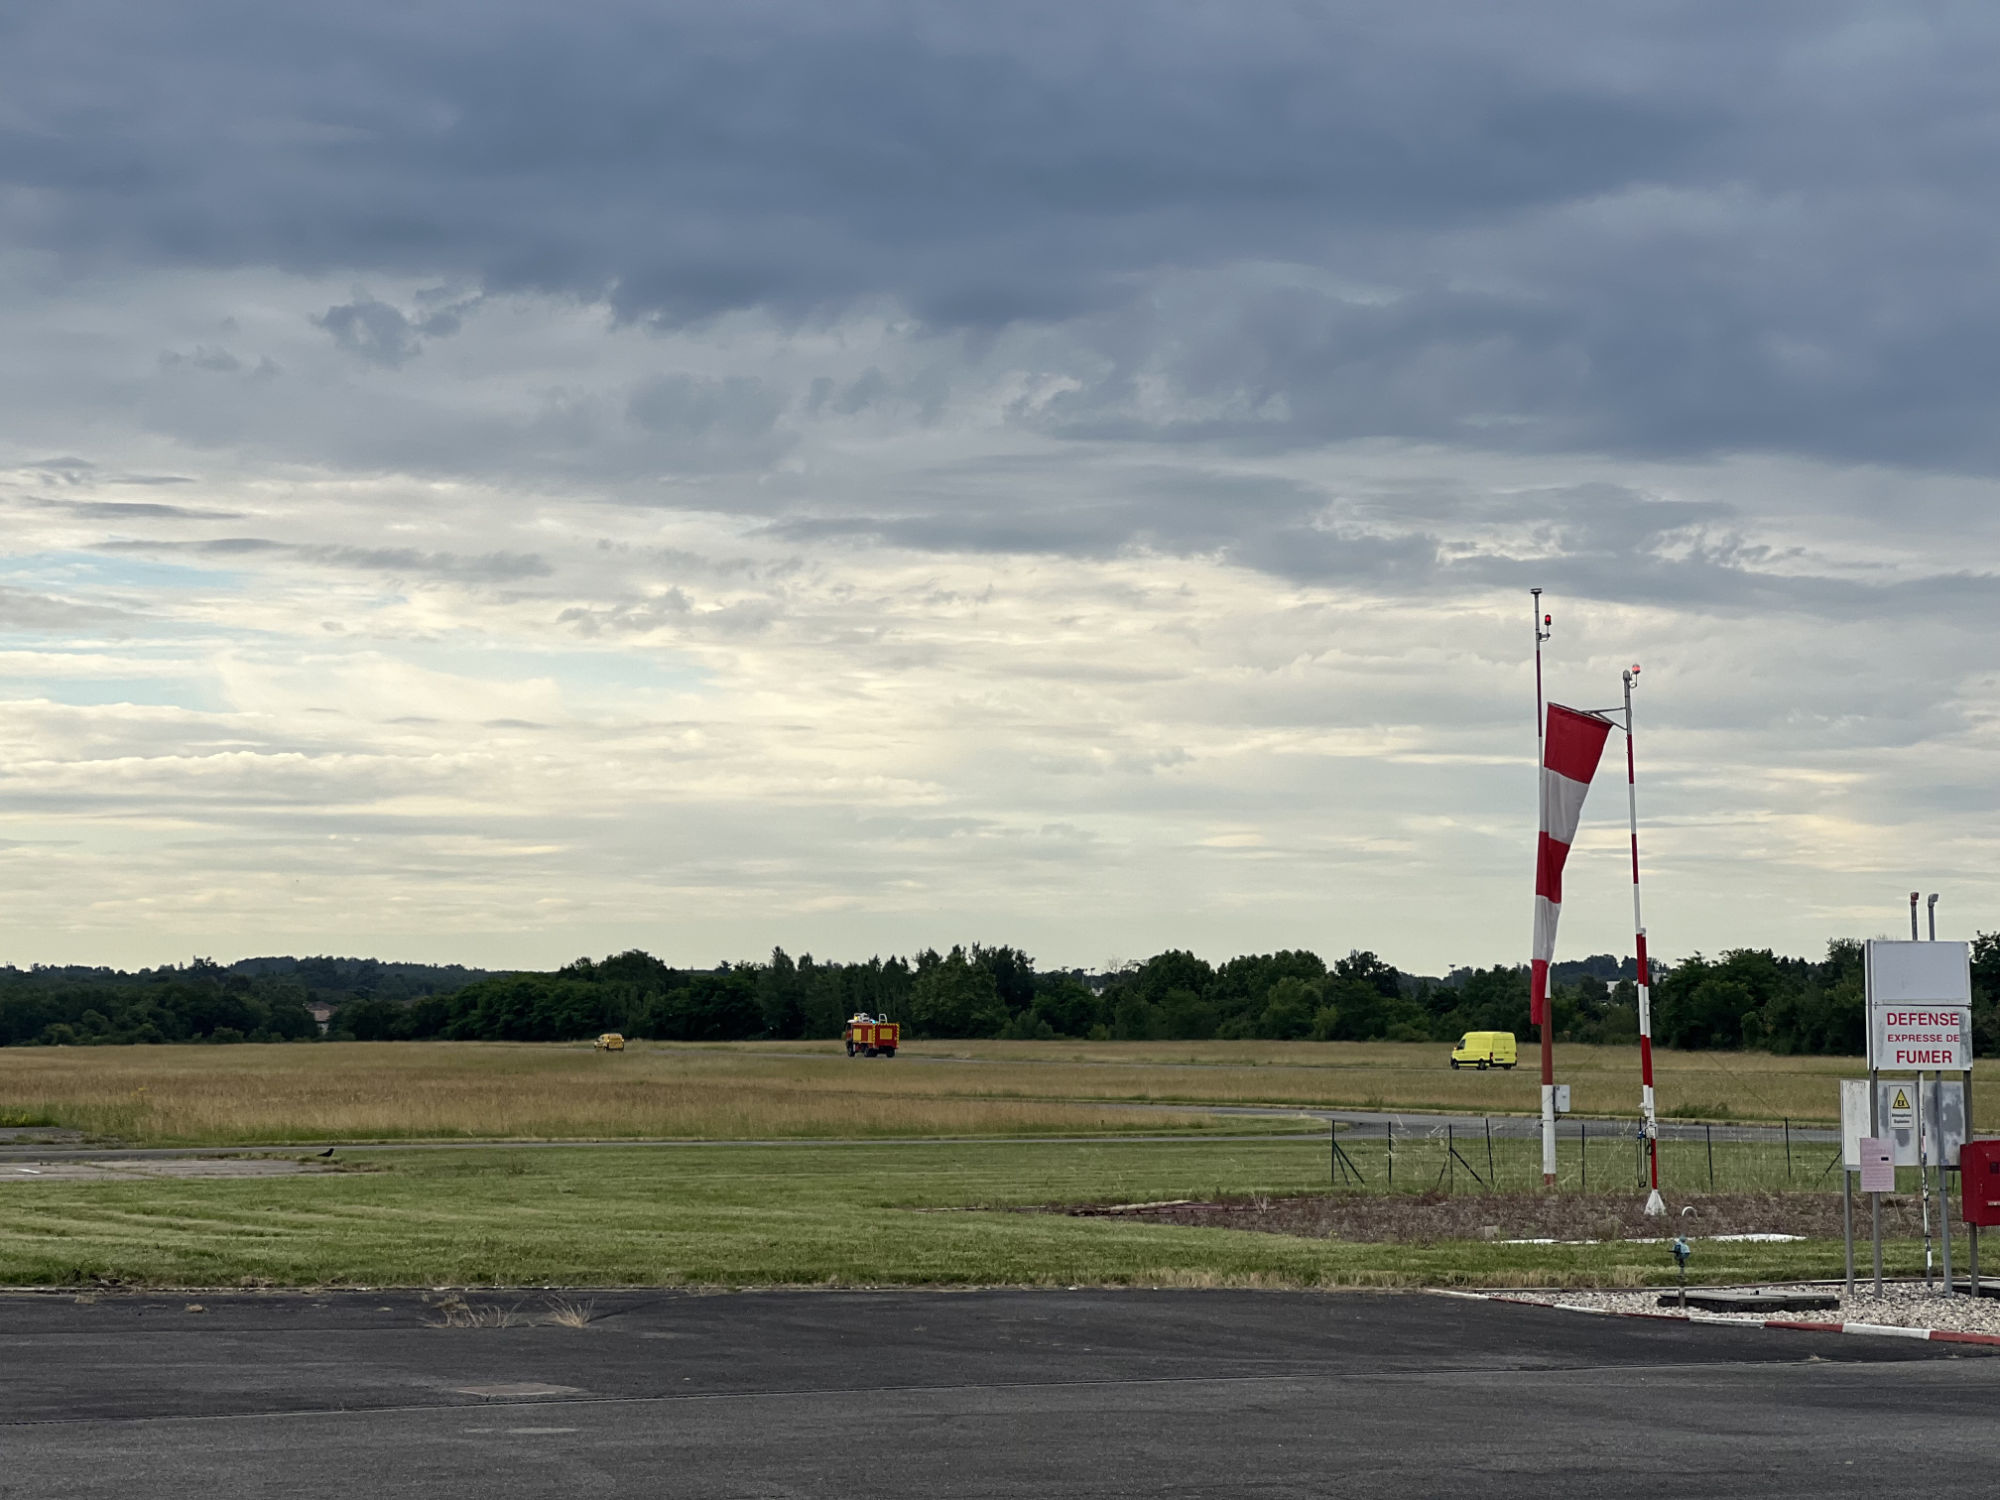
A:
[1623, 664, 1665, 1216]
[1533, 591, 1556, 1187]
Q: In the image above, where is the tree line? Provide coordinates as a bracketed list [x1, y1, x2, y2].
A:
[0, 956, 489, 1047]
[2, 936, 1997, 1054]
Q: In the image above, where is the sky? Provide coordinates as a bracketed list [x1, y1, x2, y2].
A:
[1, 1, 1996, 975]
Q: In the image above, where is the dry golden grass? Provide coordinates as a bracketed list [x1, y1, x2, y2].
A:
[747, 1038, 1992, 1126]
[0, 1036, 1978, 1145]
[0, 1042, 1281, 1145]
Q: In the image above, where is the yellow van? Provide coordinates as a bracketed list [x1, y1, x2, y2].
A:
[595, 1032, 626, 1052]
[1450, 1031, 1516, 1070]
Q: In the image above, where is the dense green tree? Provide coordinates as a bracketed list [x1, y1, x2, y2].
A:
[1255, 976, 1324, 1039]
[641, 967, 762, 1041]
[758, 948, 808, 1039]
[1436, 965, 1531, 1040]
[1972, 934, 2000, 1055]
[1025, 974, 1101, 1038]
[1321, 951, 1423, 1040]
[906, 946, 1006, 1038]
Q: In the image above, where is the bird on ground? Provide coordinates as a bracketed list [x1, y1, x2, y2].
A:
[317, 1147, 335, 1158]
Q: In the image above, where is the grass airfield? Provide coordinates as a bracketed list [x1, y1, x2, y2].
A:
[4, 1036, 1977, 1145]
[0, 1038, 1965, 1289]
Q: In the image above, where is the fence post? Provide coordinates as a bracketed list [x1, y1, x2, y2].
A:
[1785, 1118, 1792, 1181]
[1387, 1121, 1393, 1190]
[1706, 1123, 1714, 1190]
[1447, 1124, 1454, 1195]
[1581, 1118, 1587, 1192]
[1485, 1117, 1495, 1190]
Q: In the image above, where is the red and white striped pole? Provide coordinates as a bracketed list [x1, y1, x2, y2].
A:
[1533, 591, 1555, 1186]
[1622, 664, 1665, 1216]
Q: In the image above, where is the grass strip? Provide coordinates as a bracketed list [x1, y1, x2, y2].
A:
[0, 1138, 1939, 1291]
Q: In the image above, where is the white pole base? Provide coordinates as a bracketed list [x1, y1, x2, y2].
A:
[1540, 1084, 1558, 1186]
[1643, 1189, 1666, 1217]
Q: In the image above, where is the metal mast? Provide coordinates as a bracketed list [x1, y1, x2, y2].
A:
[1533, 590, 1556, 1187]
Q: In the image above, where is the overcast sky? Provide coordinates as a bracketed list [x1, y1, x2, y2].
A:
[2, 2, 1995, 974]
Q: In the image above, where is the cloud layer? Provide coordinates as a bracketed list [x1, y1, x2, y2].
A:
[0, 3, 1995, 969]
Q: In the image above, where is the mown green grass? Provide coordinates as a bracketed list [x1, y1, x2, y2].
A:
[0, 1138, 1924, 1291]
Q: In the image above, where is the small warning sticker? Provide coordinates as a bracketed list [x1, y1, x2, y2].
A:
[1889, 1087, 1915, 1130]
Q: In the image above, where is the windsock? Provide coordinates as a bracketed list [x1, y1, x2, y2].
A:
[1531, 703, 1614, 1026]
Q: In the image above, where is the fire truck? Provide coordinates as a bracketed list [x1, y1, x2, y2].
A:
[843, 1013, 900, 1057]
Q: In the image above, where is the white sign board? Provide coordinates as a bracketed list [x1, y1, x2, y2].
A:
[1840, 1078, 1869, 1169]
[1843, 1077, 1966, 1168]
[1553, 1084, 1570, 1115]
[1876, 1077, 1965, 1168]
[1865, 940, 1973, 1070]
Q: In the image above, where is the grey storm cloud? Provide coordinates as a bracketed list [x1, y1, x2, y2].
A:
[7, 2, 2000, 473]
[51, 501, 240, 521]
[626, 375, 782, 440]
[312, 295, 470, 366]
[99, 538, 552, 581]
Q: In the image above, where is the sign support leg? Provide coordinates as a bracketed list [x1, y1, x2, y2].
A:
[1942, 1174, 1953, 1292]
[1938, 1075, 1954, 1295]
[1920, 1073, 1934, 1289]
[1970, 1063, 1978, 1295]
[1843, 1168, 1854, 1298]
[1870, 1064, 1883, 1293]
[1872, 1191, 1883, 1292]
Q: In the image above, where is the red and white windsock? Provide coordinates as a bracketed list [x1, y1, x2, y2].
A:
[1530, 704, 1615, 1025]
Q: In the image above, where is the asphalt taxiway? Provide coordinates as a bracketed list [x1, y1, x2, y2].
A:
[0, 1287, 1986, 1496]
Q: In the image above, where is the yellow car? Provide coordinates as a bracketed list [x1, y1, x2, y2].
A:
[595, 1032, 626, 1052]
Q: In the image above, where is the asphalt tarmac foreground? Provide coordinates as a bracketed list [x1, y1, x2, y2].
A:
[1, 1289, 1993, 1498]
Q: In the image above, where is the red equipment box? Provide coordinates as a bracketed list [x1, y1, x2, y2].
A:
[1960, 1139, 2000, 1226]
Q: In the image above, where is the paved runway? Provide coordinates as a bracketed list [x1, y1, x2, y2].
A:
[1, 1288, 1989, 1496]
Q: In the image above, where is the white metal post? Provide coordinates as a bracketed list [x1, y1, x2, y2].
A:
[1533, 589, 1556, 1187]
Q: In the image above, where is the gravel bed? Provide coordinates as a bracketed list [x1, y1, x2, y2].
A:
[1, 1157, 337, 1183]
[1069, 1189, 1926, 1244]
[1503, 1282, 2000, 1336]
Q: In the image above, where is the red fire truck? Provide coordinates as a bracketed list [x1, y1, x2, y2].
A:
[843, 1013, 900, 1057]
